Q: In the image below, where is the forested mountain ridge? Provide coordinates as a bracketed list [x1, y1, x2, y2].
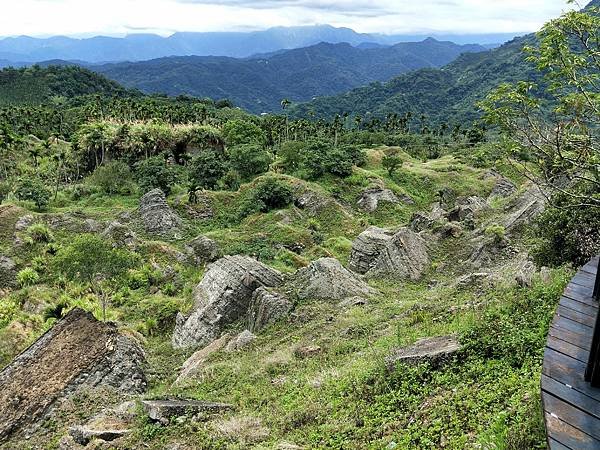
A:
[92, 39, 486, 113]
[289, 34, 537, 125]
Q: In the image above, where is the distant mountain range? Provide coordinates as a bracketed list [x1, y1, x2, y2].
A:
[0, 25, 517, 63]
[89, 38, 487, 113]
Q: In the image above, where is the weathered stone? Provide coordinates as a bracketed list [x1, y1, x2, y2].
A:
[293, 258, 375, 301]
[14, 214, 35, 232]
[69, 425, 130, 446]
[409, 212, 435, 233]
[142, 400, 233, 424]
[455, 272, 493, 288]
[447, 196, 490, 226]
[503, 186, 546, 233]
[0, 255, 17, 288]
[0, 309, 146, 441]
[174, 334, 231, 386]
[348, 226, 394, 274]
[294, 345, 322, 358]
[437, 222, 463, 239]
[225, 330, 256, 352]
[516, 260, 536, 287]
[247, 287, 293, 333]
[386, 335, 461, 370]
[101, 221, 137, 248]
[83, 218, 103, 233]
[540, 267, 552, 284]
[438, 187, 457, 210]
[294, 189, 332, 216]
[139, 189, 183, 239]
[172, 256, 283, 348]
[337, 296, 369, 308]
[357, 188, 408, 212]
[184, 235, 221, 265]
[366, 228, 429, 280]
[490, 177, 517, 199]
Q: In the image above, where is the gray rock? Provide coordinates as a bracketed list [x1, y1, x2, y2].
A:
[69, 425, 130, 445]
[14, 215, 35, 232]
[225, 330, 256, 352]
[488, 173, 517, 199]
[83, 218, 103, 233]
[101, 221, 137, 248]
[455, 272, 493, 288]
[348, 226, 394, 274]
[139, 189, 183, 239]
[0, 308, 146, 441]
[386, 335, 461, 370]
[0, 256, 17, 288]
[293, 258, 375, 301]
[409, 212, 435, 233]
[142, 400, 232, 425]
[337, 297, 369, 308]
[247, 287, 293, 333]
[294, 189, 333, 216]
[184, 235, 221, 265]
[366, 228, 429, 280]
[357, 188, 406, 212]
[516, 260, 536, 287]
[174, 334, 231, 386]
[447, 196, 490, 227]
[503, 186, 546, 233]
[438, 187, 457, 210]
[172, 256, 283, 349]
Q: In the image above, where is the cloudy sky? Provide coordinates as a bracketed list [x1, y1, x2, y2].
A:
[4, 0, 575, 37]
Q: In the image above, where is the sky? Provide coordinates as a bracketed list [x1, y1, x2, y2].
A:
[2, 0, 576, 38]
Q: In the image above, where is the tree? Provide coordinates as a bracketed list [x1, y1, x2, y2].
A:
[222, 120, 265, 147]
[14, 177, 51, 210]
[229, 143, 272, 179]
[188, 150, 228, 198]
[382, 148, 403, 176]
[134, 156, 182, 195]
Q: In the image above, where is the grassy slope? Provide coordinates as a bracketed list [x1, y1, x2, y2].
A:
[0, 149, 567, 449]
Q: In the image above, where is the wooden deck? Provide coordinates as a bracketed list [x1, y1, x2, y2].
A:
[542, 257, 600, 449]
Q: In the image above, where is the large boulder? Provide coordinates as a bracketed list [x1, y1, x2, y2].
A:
[247, 287, 293, 333]
[139, 189, 183, 239]
[292, 258, 375, 301]
[503, 186, 546, 233]
[357, 188, 411, 212]
[172, 256, 283, 348]
[489, 176, 517, 199]
[366, 228, 429, 280]
[447, 196, 490, 228]
[386, 335, 461, 371]
[225, 330, 257, 352]
[0, 309, 146, 441]
[69, 401, 137, 446]
[101, 221, 138, 249]
[142, 400, 232, 425]
[184, 235, 221, 265]
[0, 255, 17, 288]
[348, 227, 394, 274]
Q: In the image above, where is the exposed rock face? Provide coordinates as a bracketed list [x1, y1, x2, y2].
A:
[409, 212, 435, 233]
[247, 287, 293, 333]
[503, 186, 546, 233]
[447, 196, 490, 229]
[184, 235, 221, 265]
[174, 334, 231, 386]
[293, 258, 375, 301]
[139, 189, 183, 238]
[515, 260, 537, 287]
[357, 188, 408, 212]
[142, 400, 233, 425]
[386, 335, 461, 371]
[366, 228, 429, 280]
[490, 176, 517, 199]
[14, 214, 35, 232]
[348, 227, 394, 274]
[101, 221, 138, 248]
[294, 189, 332, 216]
[172, 256, 283, 349]
[69, 401, 137, 445]
[438, 187, 457, 210]
[0, 255, 17, 288]
[225, 330, 256, 352]
[0, 309, 146, 441]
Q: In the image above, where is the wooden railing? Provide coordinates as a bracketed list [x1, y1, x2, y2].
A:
[584, 257, 600, 386]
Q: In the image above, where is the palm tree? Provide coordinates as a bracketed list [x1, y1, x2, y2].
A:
[281, 99, 291, 142]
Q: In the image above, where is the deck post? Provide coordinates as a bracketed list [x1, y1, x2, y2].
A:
[585, 258, 600, 386]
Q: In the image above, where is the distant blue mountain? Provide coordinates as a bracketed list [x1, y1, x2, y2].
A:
[0, 25, 521, 63]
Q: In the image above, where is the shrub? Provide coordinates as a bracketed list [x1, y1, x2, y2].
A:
[26, 223, 53, 243]
[229, 144, 272, 179]
[382, 148, 403, 176]
[188, 150, 228, 191]
[14, 177, 51, 210]
[89, 160, 134, 195]
[221, 169, 241, 191]
[134, 156, 182, 195]
[0, 181, 11, 204]
[237, 177, 293, 219]
[17, 268, 39, 287]
[279, 141, 306, 172]
[222, 120, 265, 146]
[299, 140, 359, 179]
[485, 224, 506, 244]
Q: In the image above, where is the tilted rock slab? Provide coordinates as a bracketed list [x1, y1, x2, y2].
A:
[386, 335, 461, 371]
[172, 255, 283, 349]
[292, 257, 375, 301]
[348, 226, 395, 274]
[0, 308, 146, 441]
[357, 188, 401, 212]
[503, 185, 546, 233]
[139, 188, 183, 238]
[247, 287, 293, 333]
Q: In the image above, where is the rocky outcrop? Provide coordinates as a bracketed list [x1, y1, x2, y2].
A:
[503, 186, 546, 233]
[139, 189, 183, 239]
[225, 330, 256, 352]
[247, 288, 293, 333]
[0, 308, 146, 441]
[184, 235, 221, 265]
[69, 401, 137, 445]
[409, 212, 435, 233]
[142, 400, 233, 425]
[357, 188, 411, 212]
[489, 176, 517, 199]
[386, 335, 461, 371]
[101, 221, 138, 248]
[0, 255, 17, 288]
[174, 334, 231, 386]
[172, 256, 283, 348]
[366, 228, 429, 280]
[292, 258, 375, 301]
[348, 227, 394, 274]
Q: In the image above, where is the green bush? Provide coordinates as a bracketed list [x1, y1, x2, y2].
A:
[26, 223, 53, 243]
[14, 177, 51, 210]
[0, 181, 11, 204]
[89, 160, 134, 195]
[228, 143, 272, 179]
[485, 224, 506, 244]
[237, 177, 293, 219]
[222, 119, 265, 146]
[279, 141, 306, 172]
[134, 156, 182, 195]
[382, 148, 403, 176]
[299, 140, 360, 179]
[188, 150, 227, 191]
[17, 267, 39, 287]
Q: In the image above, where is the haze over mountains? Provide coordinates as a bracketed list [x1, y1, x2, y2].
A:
[0, 25, 517, 63]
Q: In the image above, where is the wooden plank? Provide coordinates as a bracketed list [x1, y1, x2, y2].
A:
[548, 437, 572, 450]
[543, 393, 600, 441]
[552, 315, 593, 336]
[559, 297, 598, 318]
[565, 283, 595, 299]
[563, 288, 597, 307]
[543, 348, 600, 402]
[549, 325, 592, 350]
[542, 375, 600, 419]
[557, 305, 597, 328]
[545, 412, 600, 450]
[547, 335, 590, 363]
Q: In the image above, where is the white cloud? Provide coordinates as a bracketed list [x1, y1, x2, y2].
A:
[0, 0, 575, 37]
